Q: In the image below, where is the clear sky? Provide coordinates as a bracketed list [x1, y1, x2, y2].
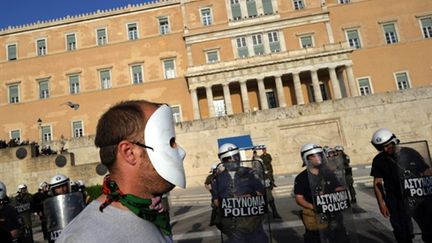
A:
[0, 0, 154, 29]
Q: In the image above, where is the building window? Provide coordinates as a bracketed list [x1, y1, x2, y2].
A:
[66, 33, 76, 51]
[395, 72, 410, 90]
[100, 70, 112, 89]
[213, 98, 226, 117]
[293, 0, 305, 10]
[163, 59, 176, 79]
[128, 23, 138, 40]
[268, 31, 281, 52]
[72, 121, 84, 138]
[97, 28, 107, 45]
[262, 0, 274, 15]
[236, 37, 249, 58]
[37, 39, 47, 56]
[382, 23, 398, 44]
[420, 17, 432, 39]
[7, 44, 17, 61]
[159, 17, 170, 35]
[8, 84, 19, 104]
[171, 106, 182, 123]
[231, 0, 242, 21]
[252, 34, 264, 55]
[201, 8, 213, 26]
[346, 29, 362, 49]
[10, 130, 21, 142]
[206, 50, 219, 63]
[41, 125, 52, 142]
[246, 0, 258, 18]
[358, 77, 372, 96]
[339, 0, 350, 4]
[39, 79, 50, 99]
[69, 75, 80, 94]
[300, 35, 314, 48]
[131, 65, 143, 84]
[266, 90, 278, 108]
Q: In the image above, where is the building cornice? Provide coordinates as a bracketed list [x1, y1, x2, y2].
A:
[0, 0, 180, 36]
[184, 12, 330, 45]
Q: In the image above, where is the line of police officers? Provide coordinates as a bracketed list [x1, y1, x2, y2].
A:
[0, 174, 89, 243]
[209, 128, 432, 243]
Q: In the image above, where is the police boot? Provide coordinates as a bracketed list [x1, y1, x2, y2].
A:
[269, 201, 282, 219]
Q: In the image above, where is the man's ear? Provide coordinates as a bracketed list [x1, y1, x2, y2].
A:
[117, 141, 137, 166]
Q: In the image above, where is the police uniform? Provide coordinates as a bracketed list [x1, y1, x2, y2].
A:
[211, 166, 268, 243]
[371, 146, 432, 243]
[294, 168, 349, 243]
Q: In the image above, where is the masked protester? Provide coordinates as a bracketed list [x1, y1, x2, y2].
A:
[0, 181, 20, 243]
[56, 100, 186, 243]
[211, 143, 269, 243]
[370, 128, 432, 243]
[294, 144, 355, 243]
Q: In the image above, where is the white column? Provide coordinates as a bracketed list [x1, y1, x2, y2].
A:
[191, 88, 200, 120]
[257, 77, 269, 110]
[346, 65, 358, 97]
[311, 69, 323, 102]
[222, 83, 233, 115]
[240, 81, 250, 112]
[206, 86, 215, 118]
[329, 67, 342, 99]
[274, 75, 286, 107]
[293, 72, 305, 105]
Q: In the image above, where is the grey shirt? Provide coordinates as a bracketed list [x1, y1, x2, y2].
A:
[56, 200, 173, 243]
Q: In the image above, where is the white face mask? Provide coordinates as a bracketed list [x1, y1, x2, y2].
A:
[144, 105, 186, 188]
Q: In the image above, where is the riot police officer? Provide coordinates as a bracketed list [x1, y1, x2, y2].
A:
[211, 143, 268, 243]
[44, 174, 85, 242]
[13, 183, 34, 243]
[334, 145, 356, 203]
[32, 181, 49, 241]
[370, 128, 432, 243]
[294, 144, 354, 243]
[0, 181, 20, 243]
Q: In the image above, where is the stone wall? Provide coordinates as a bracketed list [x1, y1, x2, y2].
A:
[1, 86, 431, 193]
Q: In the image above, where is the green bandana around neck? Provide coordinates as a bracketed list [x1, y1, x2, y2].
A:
[99, 175, 172, 235]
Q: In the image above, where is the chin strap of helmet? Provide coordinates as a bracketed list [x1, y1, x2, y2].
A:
[99, 175, 172, 235]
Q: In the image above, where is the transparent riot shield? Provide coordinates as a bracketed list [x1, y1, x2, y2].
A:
[12, 193, 33, 243]
[212, 159, 271, 243]
[392, 143, 432, 237]
[307, 154, 358, 243]
[43, 192, 86, 242]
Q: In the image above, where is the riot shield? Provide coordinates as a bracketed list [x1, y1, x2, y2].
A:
[391, 144, 432, 237]
[43, 192, 86, 242]
[307, 154, 358, 243]
[212, 159, 271, 243]
[12, 193, 33, 243]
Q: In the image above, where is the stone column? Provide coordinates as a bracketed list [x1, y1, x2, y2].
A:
[311, 69, 323, 102]
[274, 75, 286, 107]
[257, 77, 269, 110]
[329, 67, 342, 99]
[293, 72, 305, 105]
[240, 81, 250, 112]
[191, 88, 200, 120]
[346, 65, 359, 97]
[206, 86, 215, 118]
[222, 83, 233, 115]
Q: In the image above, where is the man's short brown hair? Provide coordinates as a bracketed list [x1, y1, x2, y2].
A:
[95, 100, 154, 169]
